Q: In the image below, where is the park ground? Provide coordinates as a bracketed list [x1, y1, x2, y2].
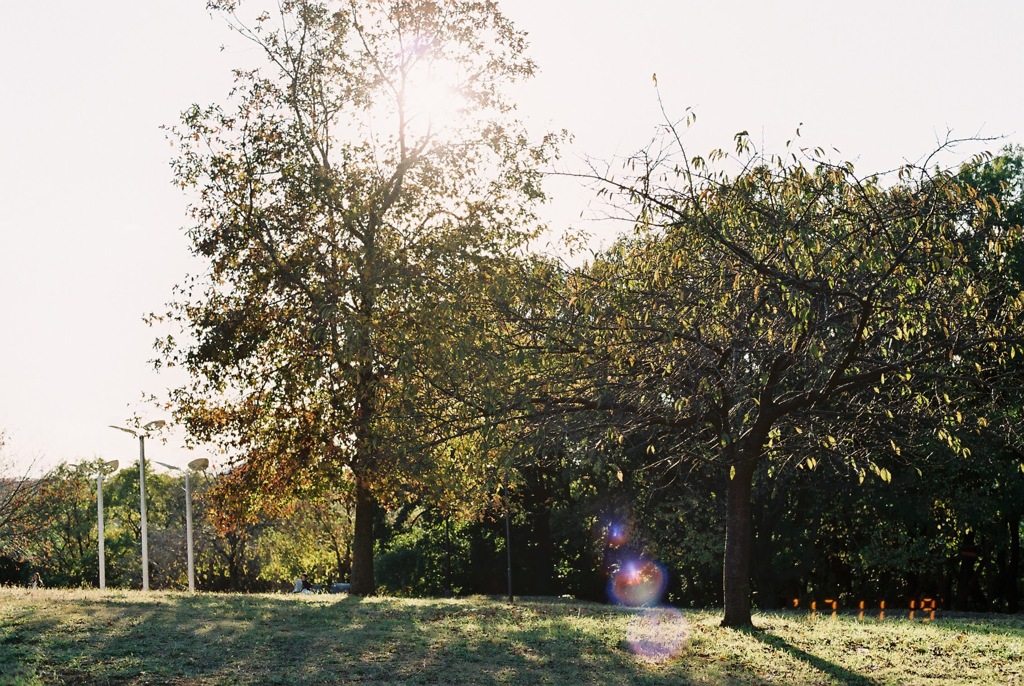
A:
[1, 589, 1022, 685]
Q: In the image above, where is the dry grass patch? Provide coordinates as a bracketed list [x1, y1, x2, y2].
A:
[1, 589, 1022, 685]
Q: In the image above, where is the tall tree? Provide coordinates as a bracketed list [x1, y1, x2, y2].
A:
[0, 431, 38, 566]
[523, 132, 1023, 625]
[945, 145, 1024, 611]
[159, 0, 553, 594]
[28, 464, 97, 586]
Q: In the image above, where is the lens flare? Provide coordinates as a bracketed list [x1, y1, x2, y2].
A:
[627, 606, 690, 663]
[605, 520, 630, 547]
[609, 558, 667, 607]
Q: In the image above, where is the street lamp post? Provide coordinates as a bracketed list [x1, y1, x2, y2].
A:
[155, 458, 209, 593]
[96, 459, 118, 590]
[502, 473, 514, 604]
[76, 459, 119, 590]
[109, 420, 165, 591]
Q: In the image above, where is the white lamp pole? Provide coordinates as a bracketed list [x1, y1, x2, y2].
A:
[110, 420, 165, 591]
[97, 459, 118, 590]
[155, 457, 209, 593]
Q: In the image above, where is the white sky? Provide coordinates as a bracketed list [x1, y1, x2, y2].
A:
[1, 1, 1022, 474]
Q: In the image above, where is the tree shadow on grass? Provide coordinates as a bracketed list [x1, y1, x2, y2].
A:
[737, 627, 881, 686]
[6, 592, 683, 685]
[7, 591, 855, 685]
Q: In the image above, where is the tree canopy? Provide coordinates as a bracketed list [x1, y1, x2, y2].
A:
[140, 2, 1024, 623]
[159, 0, 556, 594]
[511, 132, 1024, 625]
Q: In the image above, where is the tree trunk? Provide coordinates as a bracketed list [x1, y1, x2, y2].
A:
[1008, 516, 1021, 613]
[955, 533, 978, 611]
[521, 463, 556, 595]
[349, 474, 376, 595]
[722, 458, 756, 627]
[331, 535, 345, 582]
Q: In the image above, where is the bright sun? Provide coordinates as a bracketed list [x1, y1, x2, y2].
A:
[400, 54, 468, 134]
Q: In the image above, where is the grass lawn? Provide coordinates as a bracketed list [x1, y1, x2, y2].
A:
[1, 588, 1022, 685]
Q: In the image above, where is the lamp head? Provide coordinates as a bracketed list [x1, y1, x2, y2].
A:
[111, 420, 165, 438]
[187, 458, 210, 472]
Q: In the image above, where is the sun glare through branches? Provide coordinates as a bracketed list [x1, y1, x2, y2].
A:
[398, 46, 468, 136]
